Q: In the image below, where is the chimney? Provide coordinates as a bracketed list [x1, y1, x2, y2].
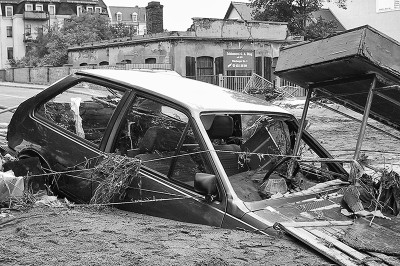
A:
[146, 1, 163, 34]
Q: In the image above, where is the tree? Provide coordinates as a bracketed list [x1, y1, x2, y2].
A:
[13, 12, 136, 67]
[250, 0, 346, 40]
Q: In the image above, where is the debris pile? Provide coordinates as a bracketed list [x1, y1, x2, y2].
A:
[90, 154, 141, 205]
[340, 158, 400, 221]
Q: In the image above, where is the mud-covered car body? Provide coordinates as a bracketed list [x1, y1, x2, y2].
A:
[7, 69, 350, 234]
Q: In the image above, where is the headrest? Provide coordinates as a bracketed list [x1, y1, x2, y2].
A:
[206, 115, 233, 139]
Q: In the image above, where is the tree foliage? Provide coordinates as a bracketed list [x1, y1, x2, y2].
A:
[12, 12, 135, 67]
[250, 0, 346, 40]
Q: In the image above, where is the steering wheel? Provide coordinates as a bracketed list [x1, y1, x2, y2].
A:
[263, 156, 299, 182]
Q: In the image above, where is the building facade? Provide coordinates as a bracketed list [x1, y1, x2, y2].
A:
[107, 4, 146, 35]
[68, 18, 302, 83]
[324, 0, 400, 41]
[0, 0, 108, 68]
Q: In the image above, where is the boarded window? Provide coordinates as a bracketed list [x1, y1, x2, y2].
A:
[196, 56, 214, 84]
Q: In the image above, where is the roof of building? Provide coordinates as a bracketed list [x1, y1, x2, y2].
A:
[108, 6, 146, 23]
[77, 69, 289, 114]
[224, 1, 254, 20]
[224, 2, 345, 32]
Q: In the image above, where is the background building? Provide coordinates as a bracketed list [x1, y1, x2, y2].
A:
[68, 18, 301, 84]
[324, 0, 400, 41]
[0, 0, 108, 68]
[107, 4, 147, 35]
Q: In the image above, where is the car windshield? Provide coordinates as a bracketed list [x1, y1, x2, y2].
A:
[201, 113, 349, 202]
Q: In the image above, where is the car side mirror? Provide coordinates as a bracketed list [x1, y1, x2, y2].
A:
[194, 173, 217, 201]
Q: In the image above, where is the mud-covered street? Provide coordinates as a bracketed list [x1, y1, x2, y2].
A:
[2, 102, 398, 266]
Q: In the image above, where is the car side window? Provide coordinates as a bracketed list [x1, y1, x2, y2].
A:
[36, 82, 123, 147]
[113, 95, 214, 188]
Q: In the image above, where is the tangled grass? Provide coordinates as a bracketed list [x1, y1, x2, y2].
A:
[90, 154, 141, 205]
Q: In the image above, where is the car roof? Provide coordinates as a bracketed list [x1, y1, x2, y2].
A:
[77, 69, 290, 114]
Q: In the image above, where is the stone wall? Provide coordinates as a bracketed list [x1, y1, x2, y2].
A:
[0, 64, 171, 85]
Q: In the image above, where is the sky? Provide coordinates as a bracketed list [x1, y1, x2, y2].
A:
[103, 0, 237, 31]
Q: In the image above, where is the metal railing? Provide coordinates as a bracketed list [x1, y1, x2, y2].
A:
[278, 79, 306, 97]
[219, 75, 252, 92]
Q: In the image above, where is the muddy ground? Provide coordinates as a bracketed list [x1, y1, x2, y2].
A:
[1, 101, 398, 266]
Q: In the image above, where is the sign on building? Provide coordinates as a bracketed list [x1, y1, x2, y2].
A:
[223, 49, 255, 71]
[376, 0, 400, 12]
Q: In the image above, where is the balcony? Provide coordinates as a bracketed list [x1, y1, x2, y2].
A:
[23, 11, 49, 20]
[23, 33, 35, 43]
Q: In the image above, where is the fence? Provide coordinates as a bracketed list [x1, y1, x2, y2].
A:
[278, 78, 306, 97]
[218, 75, 252, 92]
[0, 63, 172, 85]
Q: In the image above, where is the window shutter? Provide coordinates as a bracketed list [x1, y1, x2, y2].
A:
[215, 57, 224, 75]
[185, 56, 195, 78]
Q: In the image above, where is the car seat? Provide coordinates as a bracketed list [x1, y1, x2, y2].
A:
[206, 115, 242, 176]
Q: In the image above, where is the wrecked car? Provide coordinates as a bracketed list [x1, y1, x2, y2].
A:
[6, 26, 400, 265]
[7, 69, 349, 224]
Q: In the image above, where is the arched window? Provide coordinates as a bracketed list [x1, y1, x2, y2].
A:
[79, 63, 88, 66]
[99, 61, 109, 66]
[132, 12, 138, 22]
[116, 12, 122, 22]
[145, 58, 156, 64]
[122, 59, 132, 64]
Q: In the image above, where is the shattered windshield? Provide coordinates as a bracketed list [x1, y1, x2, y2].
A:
[201, 113, 349, 202]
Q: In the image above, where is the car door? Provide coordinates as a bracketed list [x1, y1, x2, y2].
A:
[33, 77, 129, 202]
[107, 94, 226, 227]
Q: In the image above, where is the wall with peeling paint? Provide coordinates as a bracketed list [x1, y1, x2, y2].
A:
[192, 18, 288, 41]
[68, 18, 300, 77]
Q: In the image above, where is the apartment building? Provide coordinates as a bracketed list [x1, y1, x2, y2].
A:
[107, 5, 147, 35]
[0, 0, 107, 68]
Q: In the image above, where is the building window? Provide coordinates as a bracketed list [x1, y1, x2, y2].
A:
[196, 56, 214, 84]
[35, 4, 43, 11]
[145, 58, 156, 64]
[37, 26, 44, 36]
[86, 6, 93, 13]
[7, 48, 13, 60]
[132, 12, 138, 22]
[25, 4, 33, 11]
[5, 6, 13, 17]
[48, 5, 56, 15]
[77, 6, 82, 16]
[6, 26, 12, 37]
[25, 24, 32, 36]
[95, 7, 102, 13]
[116, 12, 122, 22]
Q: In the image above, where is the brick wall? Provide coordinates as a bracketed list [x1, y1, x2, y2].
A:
[146, 1, 163, 34]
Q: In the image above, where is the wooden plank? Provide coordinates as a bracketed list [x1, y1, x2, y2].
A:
[368, 252, 400, 266]
[308, 228, 369, 261]
[279, 220, 353, 228]
[281, 226, 360, 266]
